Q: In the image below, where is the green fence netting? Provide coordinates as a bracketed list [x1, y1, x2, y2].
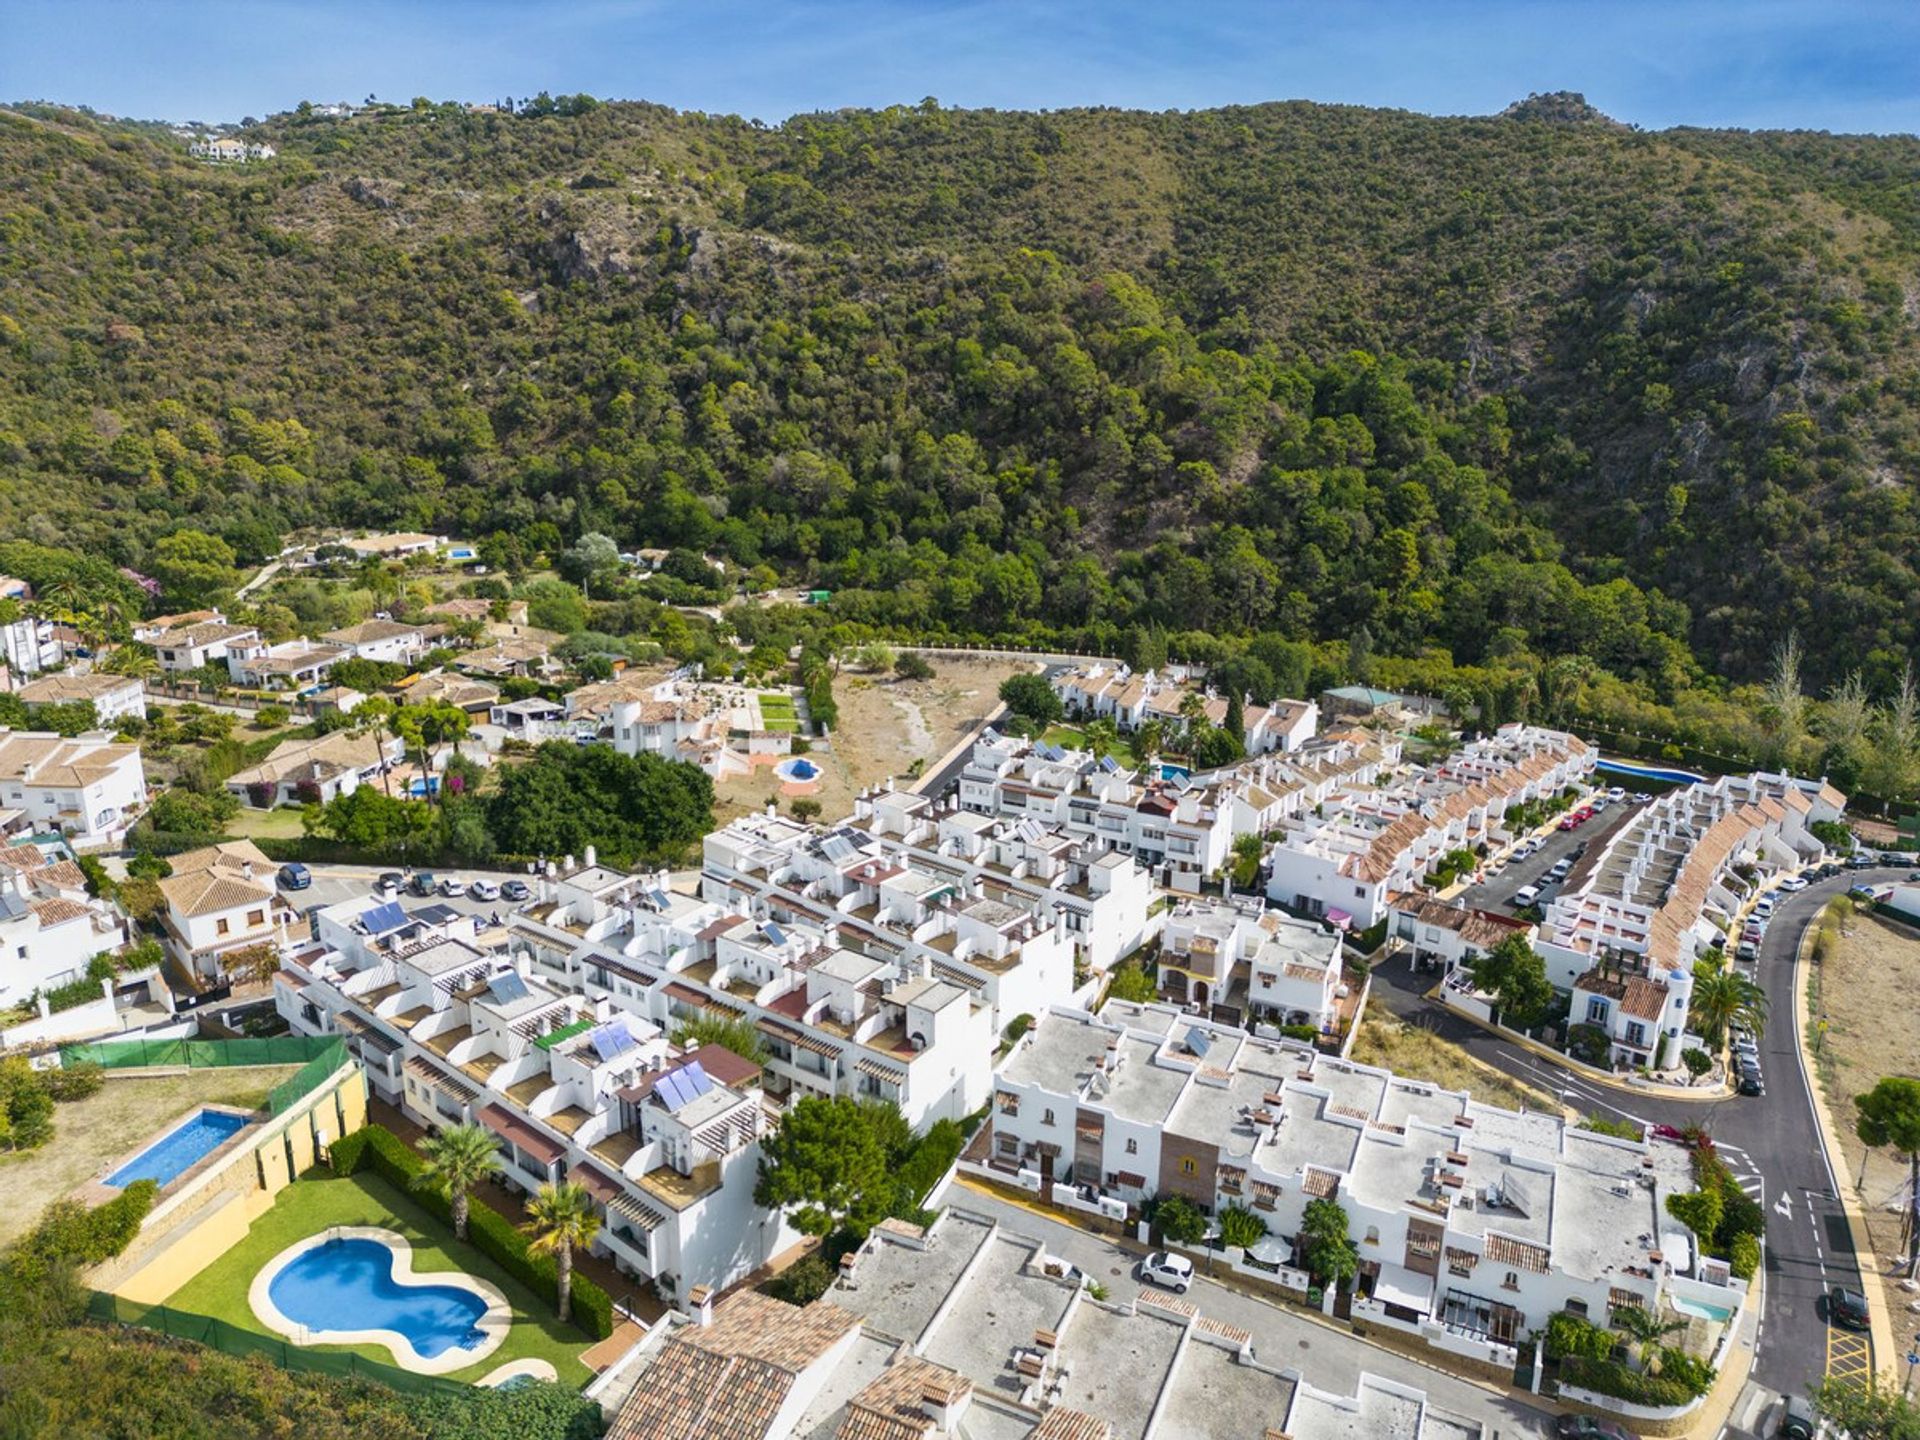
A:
[85, 1291, 471, 1399]
[266, 1039, 351, 1115]
[59, 1034, 342, 1071]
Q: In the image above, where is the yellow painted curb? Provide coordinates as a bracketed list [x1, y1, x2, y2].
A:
[1791, 906, 1899, 1380]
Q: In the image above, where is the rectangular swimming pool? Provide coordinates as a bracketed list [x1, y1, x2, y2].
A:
[106, 1108, 250, 1188]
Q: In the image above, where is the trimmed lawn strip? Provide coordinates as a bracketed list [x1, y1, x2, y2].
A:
[165, 1169, 592, 1386]
[0, 1068, 300, 1246]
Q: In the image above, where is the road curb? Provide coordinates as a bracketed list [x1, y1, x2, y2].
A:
[1425, 983, 1732, 1104]
[1790, 899, 1899, 1380]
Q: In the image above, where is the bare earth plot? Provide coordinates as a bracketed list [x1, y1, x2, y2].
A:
[1815, 913, 1920, 1286]
[710, 656, 1033, 827]
[1348, 1005, 1559, 1116]
[0, 1067, 297, 1244]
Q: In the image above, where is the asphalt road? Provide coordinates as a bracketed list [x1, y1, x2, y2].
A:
[1378, 866, 1911, 1413]
[950, 1185, 1557, 1437]
[1458, 796, 1650, 915]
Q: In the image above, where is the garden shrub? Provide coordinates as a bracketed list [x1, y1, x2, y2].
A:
[1729, 1232, 1760, 1280]
[890, 1119, 963, 1217]
[41, 1061, 105, 1102]
[1558, 1357, 1703, 1407]
[762, 1252, 834, 1306]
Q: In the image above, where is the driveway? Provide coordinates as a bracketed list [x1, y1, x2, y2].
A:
[951, 1185, 1557, 1437]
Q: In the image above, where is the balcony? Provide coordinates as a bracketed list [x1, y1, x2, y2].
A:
[419, 1024, 473, 1059]
[506, 1074, 553, 1108]
[592, 1129, 643, 1169]
[636, 1157, 723, 1208]
[543, 1105, 596, 1138]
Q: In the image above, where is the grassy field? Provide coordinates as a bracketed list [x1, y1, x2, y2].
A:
[1348, 1005, 1560, 1116]
[757, 692, 799, 733]
[0, 1068, 299, 1245]
[222, 806, 311, 839]
[166, 1170, 594, 1386]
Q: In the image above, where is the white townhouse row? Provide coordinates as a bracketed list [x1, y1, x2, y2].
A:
[1538, 770, 1844, 1068]
[1051, 661, 1320, 754]
[0, 837, 128, 1007]
[988, 1001, 1745, 1375]
[1266, 725, 1595, 930]
[274, 890, 799, 1307]
[508, 852, 996, 1130]
[958, 729, 1393, 892]
[1154, 895, 1349, 1034]
[847, 785, 1155, 977]
[0, 612, 64, 678]
[0, 728, 148, 847]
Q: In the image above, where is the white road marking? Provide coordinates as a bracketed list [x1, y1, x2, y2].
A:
[1776, 1191, 1794, 1219]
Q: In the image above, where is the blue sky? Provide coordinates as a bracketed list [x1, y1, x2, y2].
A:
[6, 0, 1918, 134]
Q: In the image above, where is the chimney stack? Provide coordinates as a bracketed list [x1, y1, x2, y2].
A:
[584, 844, 597, 870]
[918, 1377, 971, 1432]
[688, 1284, 715, 1327]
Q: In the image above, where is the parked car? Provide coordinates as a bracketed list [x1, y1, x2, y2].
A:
[1606, 786, 1627, 802]
[1779, 874, 1809, 891]
[500, 879, 530, 902]
[1558, 816, 1581, 831]
[1513, 885, 1542, 907]
[1139, 1251, 1193, 1294]
[1828, 1286, 1871, 1330]
[1737, 1069, 1765, 1097]
[1548, 858, 1573, 880]
[1631, 792, 1652, 803]
[408, 873, 437, 897]
[1753, 897, 1775, 918]
[1555, 1417, 1635, 1440]
[375, 871, 403, 898]
[1849, 852, 1876, 869]
[468, 879, 500, 902]
[1779, 1395, 1817, 1440]
[438, 875, 464, 897]
[1732, 1037, 1760, 1062]
[276, 862, 311, 891]
[1573, 806, 1594, 821]
[1736, 941, 1759, 962]
[1590, 798, 1609, 813]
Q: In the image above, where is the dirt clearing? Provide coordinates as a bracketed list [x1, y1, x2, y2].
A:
[1349, 1004, 1560, 1116]
[710, 655, 1034, 828]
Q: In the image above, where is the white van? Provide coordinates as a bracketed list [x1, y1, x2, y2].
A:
[1513, 884, 1541, 906]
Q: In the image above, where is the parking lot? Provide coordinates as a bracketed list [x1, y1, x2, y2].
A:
[275, 862, 559, 927]
[1458, 791, 1649, 914]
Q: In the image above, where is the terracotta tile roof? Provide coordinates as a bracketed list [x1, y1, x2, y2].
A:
[17, 672, 141, 705]
[1483, 1233, 1551, 1274]
[29, 897, 92, 926]
[158, 858, 275, 918]
[321, 618, 425, 646]
[1030, 1410, 1115, 1440]
[1620, 976, 1670, 1021]
[609, 1295, 860, 1440]
[835, 1354, 970, 1440]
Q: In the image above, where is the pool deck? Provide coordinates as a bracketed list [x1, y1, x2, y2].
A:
[248, 1224, 512, 1376]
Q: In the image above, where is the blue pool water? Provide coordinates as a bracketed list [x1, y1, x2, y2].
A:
[776, 757, 820, 781]
[1159, 763, 1191, 781]
[1594, 757, 1704, 787]
[107, 1108, 249, 1188]
[269, 1238, 488, 1359]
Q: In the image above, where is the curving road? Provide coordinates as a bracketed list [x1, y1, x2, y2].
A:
[1374, 868, 1909, 1415]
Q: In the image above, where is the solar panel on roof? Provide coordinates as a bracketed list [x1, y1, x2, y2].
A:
[486, 971, 530, 1005]
[1098, 755, 1120, 774]
[648, 888, 671, 911]
[361, 901, 407, 935]
[1185, 1025, 1213, 1059]
[589, 1019, 636, 1063]
[415, 903, 459, 925]
[0, 894, 26, 921]
[761, 921, 786, 946]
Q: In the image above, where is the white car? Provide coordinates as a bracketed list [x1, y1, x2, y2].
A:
[1779, 875, 1809, 892]
[1140, 1251, 1194, 1294]
[1752, 898, 1775, 919]
[468, 879, 501, 901]
[1606, 786, 1626, 801]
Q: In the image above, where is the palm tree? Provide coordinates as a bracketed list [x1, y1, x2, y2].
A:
[522, 1180, 600, 1323]
[1688, 970, 1768, 1048]
[1610, 1304, 1687, 1372]
[99, 645, 160, 679]
[414, 1123, 500, 1242]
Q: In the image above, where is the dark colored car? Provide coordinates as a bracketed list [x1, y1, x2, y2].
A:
[1737, 1070, 1765, 1097]
[376, 871, 404, 896]
[1780, 1395, 1817, 1440]
[1555, 1417, 1635, 1440]
[501, 879, 531, 902]
[1829, 1285, 1870, 1330]
[276, 862, 311, 891]
[407, 872, 437, 897]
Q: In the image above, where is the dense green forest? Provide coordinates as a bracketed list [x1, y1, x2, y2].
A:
[2, 93, 1918, 785]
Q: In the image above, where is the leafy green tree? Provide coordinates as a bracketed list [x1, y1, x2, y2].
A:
[1664, 1186, 1725, 1246]
[1230, 833, 1264, 890]
[756, 1095, 895, 1239]
[1216, 1203, 1268, 1251]
[999, 673, 1063, 727]
[1297, 1196, 1359, 1288]
[1106, 959, 1156, 1004]
[305, 786, 434, 853]
[1152, 1195, 1209, 1247]
[1469, 933, 1554, 1030]
[1815, 1377, 1920, 1440]
[894, 652, 934, 682]
[560, 531, 621, 599]
[673, 1014, 770, 1066]
[0, 1058, 56, 1151]
[522, 1181, 600, 1323]
[149, 529, 239, 606]
[1857, 1076, 1920, 1275]
[485, 743, 713, 866]
[1680, 1047, 1713, 1085]
[415, 1123, 501, 1242]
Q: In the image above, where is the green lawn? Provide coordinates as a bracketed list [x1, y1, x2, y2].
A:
[758, 693, 800, 733]
[165, 1170, 594, 1386]
[223, 806, 310, 839]
[1039, 724, 1086, 750]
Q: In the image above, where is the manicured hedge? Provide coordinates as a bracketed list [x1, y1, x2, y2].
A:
[328, 1124, 614, 1340]
[1558, 1356, 1704, 1408]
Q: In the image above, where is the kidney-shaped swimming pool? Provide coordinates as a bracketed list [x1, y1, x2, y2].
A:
[253, 1230, 506, 1372]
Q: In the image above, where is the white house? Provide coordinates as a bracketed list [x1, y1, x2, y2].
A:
[0, 614, 61, 678]
[0, 730, 148, 847]
[157, 840, 288, 983]
[320, 619, 430, 665]
[224, 638, 347, 689]
[223, 730, 403, 808]
[16, 672, 146, 726]
[0, 839, 127, 1007]
[155, 621, 258, 673]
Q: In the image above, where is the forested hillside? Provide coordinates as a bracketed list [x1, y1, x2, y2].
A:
[2, 92, 1917, 704]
